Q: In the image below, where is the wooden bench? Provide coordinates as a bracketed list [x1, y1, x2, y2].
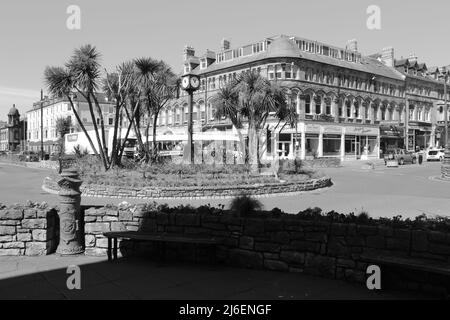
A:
[361, 254, 450, 277]
[103, 231, 219, 263]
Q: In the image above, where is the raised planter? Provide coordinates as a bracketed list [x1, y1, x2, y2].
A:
[43, 176, 333, 200]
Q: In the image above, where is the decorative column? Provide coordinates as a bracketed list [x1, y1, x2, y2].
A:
[56, 169, 84, 255]
[301, 131, 306, 160]
[318, 127, 324, 158]
[340, 127, 346, 162]
[332, 98, 340, 123]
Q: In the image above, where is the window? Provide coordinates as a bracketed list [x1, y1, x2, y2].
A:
[275, 65, 282, 79]
[305, 95, 311, 114]
[268, 65, 275, 80]
[285, 64, 292, 79]
[346, 101, 352, 118]
[326, 98, 332, 115]
[354, 102, 360, 118]
[315, 97, 322, 115]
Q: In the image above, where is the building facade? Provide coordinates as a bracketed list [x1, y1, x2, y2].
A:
[26, 93, 116, 153]
[146, 35, 449, 163]
[0, 105, 27, 152]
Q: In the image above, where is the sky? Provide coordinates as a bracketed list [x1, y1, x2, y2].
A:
[0, 0, 449, 121]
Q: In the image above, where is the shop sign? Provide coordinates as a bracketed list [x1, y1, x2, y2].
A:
[323, 126, 342, 134]
[305, 124, 321, 133]
[67, 134, 78, 142]
[346, 126, 378, 135]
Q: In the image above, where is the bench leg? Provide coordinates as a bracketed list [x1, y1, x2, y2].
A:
[107, 237, 112, 262]
[113, 238, 118, 260]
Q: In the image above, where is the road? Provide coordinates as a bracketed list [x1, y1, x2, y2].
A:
[0, 161, 449, 219]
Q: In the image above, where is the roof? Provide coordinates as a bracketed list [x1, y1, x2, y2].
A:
[28, 92, 113, 112]
[194, 35, 405, 81]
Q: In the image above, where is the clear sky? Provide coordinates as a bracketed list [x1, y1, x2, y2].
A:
[0, 0, 449, 121]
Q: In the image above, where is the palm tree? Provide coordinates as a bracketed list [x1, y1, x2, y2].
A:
[144, 61, 178, 163]
[44, 66, 100, 159]
[55, 116, 72, 155]
[211, 70, 289, 173]
[67, 44, 109, 170]
[212, 82, 246, 163]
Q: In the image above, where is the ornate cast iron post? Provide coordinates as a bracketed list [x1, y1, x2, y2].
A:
[56, 169, 84, 255]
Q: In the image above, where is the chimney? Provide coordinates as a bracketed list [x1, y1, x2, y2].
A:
[183, 45, 195, 61]
[381, 47, 395, 67]
[346, 39, 358, 52]
[408, 53, 418, 64]
[221, 38, 231, 51]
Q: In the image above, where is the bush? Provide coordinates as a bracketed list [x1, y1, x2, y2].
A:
[229, 194, 263, 217]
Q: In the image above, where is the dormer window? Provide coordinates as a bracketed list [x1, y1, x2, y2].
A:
[200, 59, 207, 69]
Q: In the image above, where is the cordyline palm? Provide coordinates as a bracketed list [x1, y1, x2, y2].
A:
[212, 70, 288, 173]
[102, 61, 135, 167]
[66, 44, 109, 170]
[144, 61, 178, 163]
[55, 116, 72, 155]
[44, 66, 100, 159]
[212, 82, 246, 162]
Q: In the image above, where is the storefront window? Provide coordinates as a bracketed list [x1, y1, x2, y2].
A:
[323, 134, 341, 156]
[345, 135, 356, 155]
[306, 134, 319, 157]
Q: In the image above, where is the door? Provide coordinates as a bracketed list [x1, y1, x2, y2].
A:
[278, 142, 290, 159]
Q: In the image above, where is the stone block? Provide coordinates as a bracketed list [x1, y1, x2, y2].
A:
[336, 258, 356, 268]
[304, 254, 336, 278]
[0, 209, 23, 220]
[110, 222, 127, 232]
[330, 223, 347, 236]
[280, 251, 305, 265]
[22, 219, 47, 229]
[119, 210, 133, 221]
[244, 219, 264, 236]
[102, 216, 119, 222]
[2, 242, 25, 249]
[96, 237, 109, 248]
[270, 231, 290, 244]
[0, 249, 22, 256]
[228, 249, 263, 269]
[327, 237, 351, 258]
[84, 216, 97, 223]
[17, 233, 31, 242]
[264, 219, 283, 232]
[0, 220, 21, 226]
[0, 226, 16, 235]
[32, 229, 47, 241]
[305, 232, 327, 242]
[202, 222, 227, 230]
[356, 225, 378, 236]
[25, 242, 48, 256]
[85, 222, 111, 234]
[386, 238, 410, 252]
[264, 259, 289, 272]
[156, 213, 169, 225]
[85, 235, 96, 247]
[255, 242, 280, 253]
[0, 235, 15, 242]
[290, 240, 321, 253]
[23, 209, 37, 219]
[239, 236, 254, 250]
[85, 247, 108, 256]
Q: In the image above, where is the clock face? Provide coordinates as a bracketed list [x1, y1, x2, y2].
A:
[181, 77, 190, 89]
[190, 76, 200, 89]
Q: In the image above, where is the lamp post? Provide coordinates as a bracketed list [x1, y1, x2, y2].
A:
[180, 73, 200, 165]
[440, 67, 450, 179]
[40, 90, 44, 160]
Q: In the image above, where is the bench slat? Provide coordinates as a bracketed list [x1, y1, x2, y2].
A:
[361, 254, 450, 276]
[104, 231, 219, 245]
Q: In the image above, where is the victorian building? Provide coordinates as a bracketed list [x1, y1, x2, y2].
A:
[26, 92, 116, 154]
[0, 105, 27, 152]
[109, 35, 450, 163]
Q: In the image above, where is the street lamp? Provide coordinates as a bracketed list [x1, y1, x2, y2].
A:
[439, 67, 450, 179]
[180, 73, 201, 165]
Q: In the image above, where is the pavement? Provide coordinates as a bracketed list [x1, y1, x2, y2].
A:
[0, 255, 430, 300]
[0, 161, 449, 219]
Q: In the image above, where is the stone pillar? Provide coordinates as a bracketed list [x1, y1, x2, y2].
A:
[301, 131, 306, 160]
[318, 128, 324, 158]
[340, 128, 346, 162]
[56, 169, 84, 255]
[332, 98, 339, 123]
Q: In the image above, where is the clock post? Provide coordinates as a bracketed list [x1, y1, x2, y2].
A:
[181, 73, 201, 165]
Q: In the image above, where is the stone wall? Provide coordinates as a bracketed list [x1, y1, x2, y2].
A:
[84, 204, 450, 294]
[0, 203, 58, 256]
[79, 177, 332, 200]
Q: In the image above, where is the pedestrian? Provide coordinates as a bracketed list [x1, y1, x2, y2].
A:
[418, 149, 423, 165]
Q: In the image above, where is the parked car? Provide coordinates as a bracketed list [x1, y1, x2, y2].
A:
[18, 151, 39, 162]
[383, 149, 417, 165]
[427, 149, 445, 162]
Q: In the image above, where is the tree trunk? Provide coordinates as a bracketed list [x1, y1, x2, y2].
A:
[110, 101, 122, 168]
[67, 96, 100, 158]
[248, 122, 259, 174]
[91, 93, 109, 166]
[152, 112, 159, 163]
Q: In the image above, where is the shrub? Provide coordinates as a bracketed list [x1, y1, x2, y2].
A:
[229, 194, 263, 217]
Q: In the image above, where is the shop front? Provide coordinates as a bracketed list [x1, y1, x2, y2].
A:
[408, 122, 433, 151]
[344, 126, 379, 160]
[380, 125, 405, 154]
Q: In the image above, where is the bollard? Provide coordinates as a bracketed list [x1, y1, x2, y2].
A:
[56, 169, 84, 255]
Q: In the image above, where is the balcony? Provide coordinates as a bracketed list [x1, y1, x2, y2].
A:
[305, 114, 335, 122]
